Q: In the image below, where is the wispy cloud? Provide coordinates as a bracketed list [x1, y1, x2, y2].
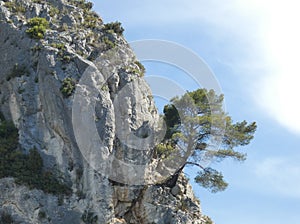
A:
[254, 157, 300, 198]
[95, 0, 300, 135]
[235, 0, 300, 135]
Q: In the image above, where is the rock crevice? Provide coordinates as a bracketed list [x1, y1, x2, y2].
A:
[0, 0, 209, 223]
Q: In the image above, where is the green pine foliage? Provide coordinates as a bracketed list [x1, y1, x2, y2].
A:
[195, 168, 228, 193]
[154, 142, 175, 159]
[160, 88, 257, 192]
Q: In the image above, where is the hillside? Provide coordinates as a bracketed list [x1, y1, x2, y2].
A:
[0, 0, 211, 223]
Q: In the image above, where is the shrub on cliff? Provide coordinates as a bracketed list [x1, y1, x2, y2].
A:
[60, 77, 76, 97]
[103, 22, 124, 36]
[0, 117, 71, 195]
[26, 17, 49, 39]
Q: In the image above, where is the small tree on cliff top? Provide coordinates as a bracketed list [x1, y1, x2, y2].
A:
[158, 88, 257, 193]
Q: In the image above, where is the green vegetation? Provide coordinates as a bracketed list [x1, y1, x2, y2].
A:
[0, 116, 71, 195]
[101, 36, 115, 50]
[154, 143, 175, 159]
[124, 62, 146, 77]
[60, 78, 76, 97]
[50, 42, 66, 50]
[31, 44, 42, 52]
[81, 210, 98, 224]
[178, 198, 189, 212]
[62, 55, 71, 63]
[26, 17, 49, 39]
[103, 22, 124, 36]
[202, 216, 213, 224]
[69, 0, 93, 12]
[160, 88, 257, 192]
[4, 1, 26, 13]
[59, 23, 69, 32]
[83, 14, 98, 29]
[100, 85, 109, 92]
[135, 61, 146, 75]
[49, 6, 60, 17]
[50, 42, 72, 62]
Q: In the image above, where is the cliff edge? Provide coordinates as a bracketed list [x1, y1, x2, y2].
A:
[0, 0, 211, 223]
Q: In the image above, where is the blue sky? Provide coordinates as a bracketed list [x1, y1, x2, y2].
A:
[91, 1, 300, 223]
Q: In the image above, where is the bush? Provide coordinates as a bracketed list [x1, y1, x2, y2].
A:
[26, 17, 49, 39]
[69, 0, 93, 11]
[135, 61, 146, 73]
[202, 216, 213, 224]
[103, 22, 124, 36]
[60, 78, 76, 97]
[83, 14, 98, 29]
[50, 43, 72, 62]
[4, 2, 15, 10]
[62, 55, 71, 63]
[101, 36, 115, 50]
[4, 1, 26, 13]
[0, 118, 71, 196]
[50, 43, 66, 50]
[124, 62, 145, 77]
[134, 61, 146, 77]
[0, 119, 19, 152]
[49, 6, 59, 17]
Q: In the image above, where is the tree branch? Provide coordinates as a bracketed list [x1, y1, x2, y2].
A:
[185, 161, 205, 170]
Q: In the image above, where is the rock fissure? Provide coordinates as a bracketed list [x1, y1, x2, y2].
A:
[0, 0, 209, 223]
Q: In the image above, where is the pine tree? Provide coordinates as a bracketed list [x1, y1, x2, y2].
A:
[160, 88, 257, 192]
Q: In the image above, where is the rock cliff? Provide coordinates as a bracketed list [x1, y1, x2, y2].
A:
[0, 0, 211, 223]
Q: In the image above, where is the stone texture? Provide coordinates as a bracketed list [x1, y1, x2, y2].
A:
[0, 0, 211, 223]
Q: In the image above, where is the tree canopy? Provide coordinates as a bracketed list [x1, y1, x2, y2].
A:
[157, 88, 257, 193]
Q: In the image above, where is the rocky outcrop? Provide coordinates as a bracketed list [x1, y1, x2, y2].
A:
[0, 0, 209, 223]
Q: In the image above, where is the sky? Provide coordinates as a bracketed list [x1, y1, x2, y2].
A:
[91, 1, 300, 223]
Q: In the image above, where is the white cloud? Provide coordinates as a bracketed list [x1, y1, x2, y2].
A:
[254, 157, 300, 198]
[95, 0, 300, 135]
[247, 0, 300, 135]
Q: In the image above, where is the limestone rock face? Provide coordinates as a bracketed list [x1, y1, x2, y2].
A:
[0, 0, 209, 223]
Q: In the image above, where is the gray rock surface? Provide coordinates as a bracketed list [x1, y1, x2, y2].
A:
[0, 0, 210, 223]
